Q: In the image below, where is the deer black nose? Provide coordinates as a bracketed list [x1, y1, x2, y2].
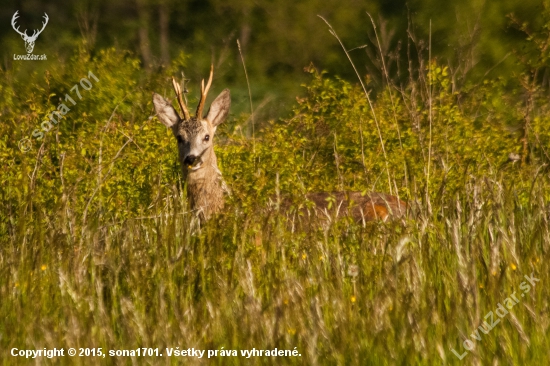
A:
[184, 155, 197, 165]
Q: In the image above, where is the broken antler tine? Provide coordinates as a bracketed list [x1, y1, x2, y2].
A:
[172, 76, 191, 121]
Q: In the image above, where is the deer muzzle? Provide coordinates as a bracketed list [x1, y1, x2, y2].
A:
[184, 155, 203, 170]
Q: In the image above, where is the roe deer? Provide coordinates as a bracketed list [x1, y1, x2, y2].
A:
[153, 66, 231, 223]
[153, 66, 406, 223]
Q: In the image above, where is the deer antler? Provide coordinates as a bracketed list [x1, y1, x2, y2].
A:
[172, 77, 191, 121]
[28, 13, 49, 41]
[11, 11, 27, 38]
[11, 12, 49, 41]
[195, 65, 214, 119]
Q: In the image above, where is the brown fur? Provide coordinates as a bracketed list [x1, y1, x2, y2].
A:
[153, 86, 231, 224]
[283, 191, 407, 223]
[183, 147, 227, 222]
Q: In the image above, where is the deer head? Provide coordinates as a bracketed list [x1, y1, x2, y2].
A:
[11, 11, 49, 54]
[153, 66, 230, 172]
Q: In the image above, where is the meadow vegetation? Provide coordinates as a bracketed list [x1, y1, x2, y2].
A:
[1, 5, 550, 366]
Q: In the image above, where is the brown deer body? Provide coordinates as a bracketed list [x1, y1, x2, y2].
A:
[303, 191, 406, 222]
[153, 67, 406, 223]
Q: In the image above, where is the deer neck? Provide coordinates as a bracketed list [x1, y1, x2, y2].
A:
[183, 147, 225, 221]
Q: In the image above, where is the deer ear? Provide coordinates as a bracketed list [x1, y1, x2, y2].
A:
[153, 93, 180, 129]
[206, 89, 231, 127]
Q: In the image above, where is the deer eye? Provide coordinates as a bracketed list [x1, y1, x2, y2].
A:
[204, 135, 210, 142]
[176, 136, 183, 143]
